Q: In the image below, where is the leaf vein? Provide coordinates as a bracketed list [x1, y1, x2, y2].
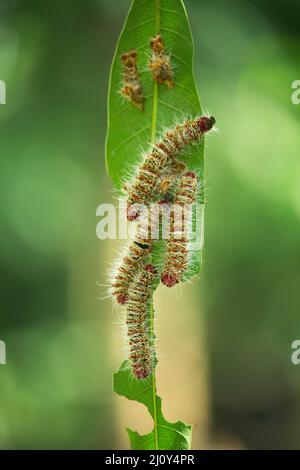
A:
[158, 99, 182, 113]
[173, 81, 194, 96]
[161, 26, 192, 45]
[161, 7, 185, 19]
[171, 54, 189, 68]
[112, 125, 149, 154]
[127, 18, 155, 33]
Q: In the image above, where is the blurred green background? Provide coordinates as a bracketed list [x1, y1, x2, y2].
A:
[0, 0, 299, 449]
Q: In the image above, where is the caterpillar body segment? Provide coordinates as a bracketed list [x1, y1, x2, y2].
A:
[127, 264, 156, 379]
[161, 172, 198, 287]
[112, 243, 150, 305]
[156, 158, 187, 200]
[126, 116, 215, 220]
[126, 144, 169, 221]
[112, 205, 161, 304]
[149, 34, 174, 88]
[120, 50, 144, 110]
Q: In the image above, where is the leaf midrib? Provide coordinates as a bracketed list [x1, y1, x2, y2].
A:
[140, 423, 189, 450]
[149, 0, 161, 452]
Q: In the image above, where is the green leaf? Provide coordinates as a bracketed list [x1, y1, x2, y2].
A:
[106, 0, 205, 450]
[105, 0, 204, 280]
[113, 360, 192, 450]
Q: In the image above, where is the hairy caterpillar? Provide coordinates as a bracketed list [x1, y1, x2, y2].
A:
[120, 50, 144, 110]
[112, 205, 161, 304]
[161, 172, 198, 287]
[149, 34, 173, 88]
[126, 115, 215, 220]
[127, 264, 156, 379]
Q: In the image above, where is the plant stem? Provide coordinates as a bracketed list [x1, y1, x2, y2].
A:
[151, 0, 160, 143]
[151, 84, 158, 142]
[149, 0, 161, 451]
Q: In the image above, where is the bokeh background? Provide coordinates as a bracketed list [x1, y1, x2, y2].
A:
[0, 0, 299, 449]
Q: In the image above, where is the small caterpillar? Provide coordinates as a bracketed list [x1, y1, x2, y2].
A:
[126, 115, 215, 220]
[161, 172, 198, 287]
[127, 264, 156, 379]
[112, 205, 161, 304]
[149, 34, 173, 88]
[120, 50, 144, 110]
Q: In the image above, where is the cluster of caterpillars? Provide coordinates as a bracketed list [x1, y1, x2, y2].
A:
[113, 30, 216, 380]
[120, 33, 173, 109]
[111, 115, 216, 379]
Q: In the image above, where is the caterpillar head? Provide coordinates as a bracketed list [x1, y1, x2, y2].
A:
[184, 171, 197, 179]
[116, 293, 128, 305]
[121, 50, 137, 67]
[161, 272, 179, 288]
[197, 115, 216, 133]
[144, 264, 157, 275]
[134, 366, 149, 379]
[127, 205, 140, 221]
[150, 34, 164, 54]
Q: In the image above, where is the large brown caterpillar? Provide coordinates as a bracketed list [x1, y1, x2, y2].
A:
[112, 205, 161, 304]
[120, 50, 144, 110]
[149, 34, 173, 88]
[161, 172, 198, 287]
[126, 115, 215, 220]
[127, 264, 156, 379]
